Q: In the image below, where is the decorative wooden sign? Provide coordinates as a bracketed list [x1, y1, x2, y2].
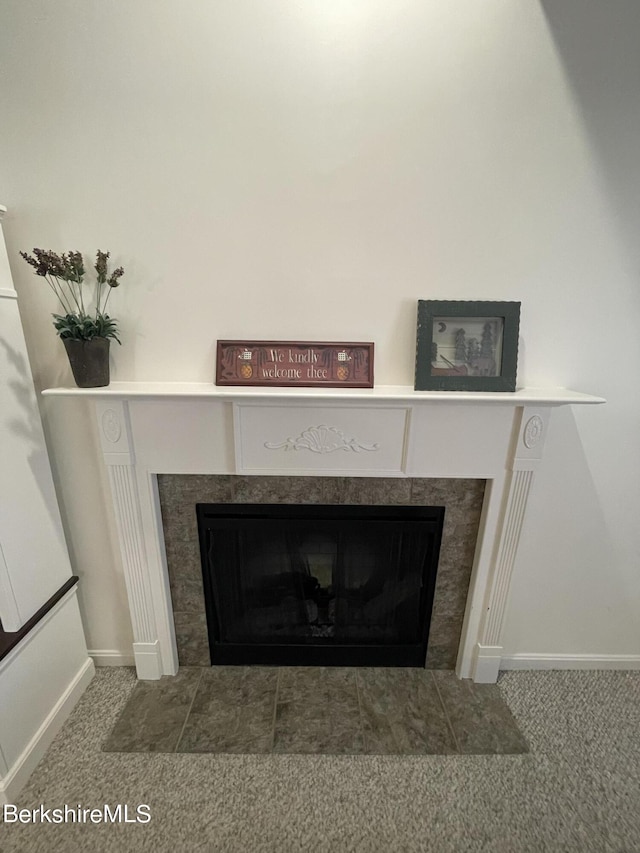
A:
[216, 341, 374, 388]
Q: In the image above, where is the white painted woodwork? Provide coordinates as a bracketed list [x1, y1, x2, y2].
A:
[106, 465, 158, 639]
[87, 649, 136, 667]
[43, 382, 604, 405]
[235, 404, 408, 475]
[100, 404, 165, 681]
[0, 589, 95, 804]
[0, 589, 88, 771]
[405, 405, 514, 478]
[500, 653, 640, 670]
[129, 399, 234, 473]
[43, 383, 603, 682]
[0, 227, 73, 627]
[0, 205, 93, 801]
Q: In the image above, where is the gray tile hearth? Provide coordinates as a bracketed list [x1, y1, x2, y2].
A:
[179, 667, 278, 753]
[102, 667, 203, 753]
[432, 670, 530, 754]
[274, 667, 365, 754]
[358, 667, 456, 754]
[102, 666, 528, 757]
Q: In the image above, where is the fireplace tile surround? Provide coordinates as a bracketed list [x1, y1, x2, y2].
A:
[41, 382, 605, 682]
[158, 475, 485, 669]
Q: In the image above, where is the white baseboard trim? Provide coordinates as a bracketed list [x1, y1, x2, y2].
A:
[0, 657, 95, 805]
[500, 653, 640, 671]
[88, 649, 135, 667]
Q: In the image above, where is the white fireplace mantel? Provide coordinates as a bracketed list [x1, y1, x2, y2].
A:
[43, 382, 604, 683]
[42, 381, 602, 404]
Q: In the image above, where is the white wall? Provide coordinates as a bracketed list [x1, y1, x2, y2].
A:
[0, 0, 638, 661]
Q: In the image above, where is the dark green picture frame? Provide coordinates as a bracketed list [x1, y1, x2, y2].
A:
[414, 300, 521, 392]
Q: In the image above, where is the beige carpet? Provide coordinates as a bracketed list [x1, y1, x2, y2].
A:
[0, 667, 638, 852]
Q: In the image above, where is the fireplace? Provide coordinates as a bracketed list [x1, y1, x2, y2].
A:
[196, 502, 444, 666]
[42, 383, 604, 681]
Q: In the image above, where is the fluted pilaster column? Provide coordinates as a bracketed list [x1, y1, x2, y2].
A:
[95, 401, 165, 679]
[473, 409, 550, 682]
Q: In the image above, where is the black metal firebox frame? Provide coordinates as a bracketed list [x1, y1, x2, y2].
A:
[197, 503, 445, 667]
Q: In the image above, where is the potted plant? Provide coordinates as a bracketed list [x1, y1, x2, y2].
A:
[20, 248, 125, 387]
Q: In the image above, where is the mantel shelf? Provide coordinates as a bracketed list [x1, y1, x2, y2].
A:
[42, 382, 605, 406]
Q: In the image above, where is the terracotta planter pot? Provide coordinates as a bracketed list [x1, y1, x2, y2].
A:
[62, 337, 110, 387]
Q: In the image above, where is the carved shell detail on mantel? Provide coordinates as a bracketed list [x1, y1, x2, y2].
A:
[264, 425, 380, 454]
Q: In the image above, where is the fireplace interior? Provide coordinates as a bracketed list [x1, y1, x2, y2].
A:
[197, 503, 445, 667]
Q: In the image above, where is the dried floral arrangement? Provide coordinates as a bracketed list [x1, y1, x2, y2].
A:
[20, 248, 125, 342]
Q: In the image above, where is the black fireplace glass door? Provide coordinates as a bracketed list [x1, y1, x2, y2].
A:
[207, 522, 325, 644]
[198, 504, 444, 667]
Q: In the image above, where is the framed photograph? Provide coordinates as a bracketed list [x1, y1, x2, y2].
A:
[216, 341, 374, 388]
[414, 301, 521, 392]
